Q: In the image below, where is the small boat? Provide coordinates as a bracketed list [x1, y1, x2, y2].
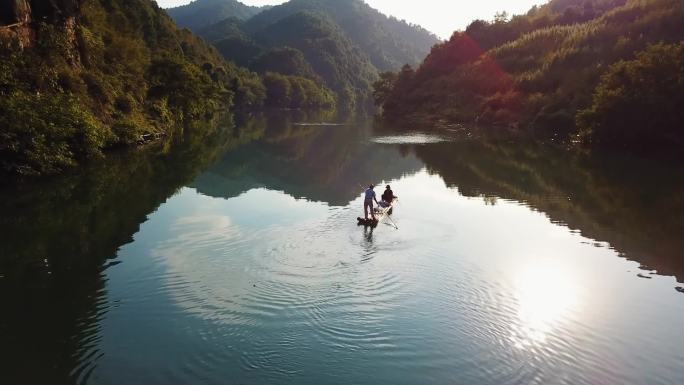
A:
[357, 203, 393, 227]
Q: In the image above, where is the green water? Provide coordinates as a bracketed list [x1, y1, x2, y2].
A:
[1, 111, 683, 385]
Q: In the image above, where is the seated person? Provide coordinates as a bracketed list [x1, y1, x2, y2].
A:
[380, 185, 397, 207]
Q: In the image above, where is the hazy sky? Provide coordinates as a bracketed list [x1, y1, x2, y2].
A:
[156, 0, 548, 38]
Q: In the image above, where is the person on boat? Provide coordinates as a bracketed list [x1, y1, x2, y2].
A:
[380, 185, 397, 207]
[364, 184, 380, 221]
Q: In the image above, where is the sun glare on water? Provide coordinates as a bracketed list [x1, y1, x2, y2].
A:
[512, 263, 581, 348]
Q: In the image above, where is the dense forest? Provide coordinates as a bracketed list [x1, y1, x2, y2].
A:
[0, 0, 352, 177]
[0, 0, 439, 178]
[5, 0, 680, 178]
[166, 0, 267, 30]
[173, 0, 439, 109]
[375, 0, 684, 150]
[0, 0, 269, 176]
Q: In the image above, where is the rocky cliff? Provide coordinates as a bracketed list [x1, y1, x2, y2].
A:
[1, 0, 81, 48]
[0, 0, 266, 176]
[1, 0, 81, 25]
[29, 0, 81, 23]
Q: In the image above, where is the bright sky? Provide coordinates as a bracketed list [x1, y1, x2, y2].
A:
[156, 0, 548, 39]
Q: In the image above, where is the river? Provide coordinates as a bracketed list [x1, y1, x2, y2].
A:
[1, 111, 683, 385]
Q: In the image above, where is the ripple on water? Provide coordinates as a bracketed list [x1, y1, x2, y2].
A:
[144, 207, 409, 363]
[106, 188, 684, 385]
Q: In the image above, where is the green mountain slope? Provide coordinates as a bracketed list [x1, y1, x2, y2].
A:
[253, 11, 378, 107]
[194, 0, 438, 108]
[200, 11, 377, 108]
[375, 0, 684, 150]
[243, 0, 439, 71]
[166, 0, 266, 30]
[0, 0, 265, 176]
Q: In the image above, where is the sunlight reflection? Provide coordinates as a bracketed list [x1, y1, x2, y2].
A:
[512, 263, 580, 348]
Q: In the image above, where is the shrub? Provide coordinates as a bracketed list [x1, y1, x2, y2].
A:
[57, 70, 86, 94]
[114, 94, 135, 114]
[112, 119, 143, 145]
[0, 91, 108, 175]
[82, 72, 112, 105]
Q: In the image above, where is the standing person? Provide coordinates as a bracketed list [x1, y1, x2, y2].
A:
[364, 184, 379, 220]
[381, 185, 397, 206]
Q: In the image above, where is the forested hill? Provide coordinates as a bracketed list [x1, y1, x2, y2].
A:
[167, 0, 267, 31]
[242, 0, 439, 71]
[0, 0, 265, 176]
[374, 0, 684, 151]
[178, 0, 439, 108]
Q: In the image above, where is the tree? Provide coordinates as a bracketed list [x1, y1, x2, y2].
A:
[577, 42, 684, 149]
[263, 72, 292, 107]
[372, 71, 398, 106]
[494, 11, 509, 24]
[148, 56, 218, 117]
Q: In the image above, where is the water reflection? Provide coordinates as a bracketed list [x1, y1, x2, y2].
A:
[193, 114, 423, 205]
[1, 111, 683, 385]
[512, 263, 581, 347]
[0, 114, 259, 385]
[411, 140, 684, 284]
[371, 133, 449, 144]
[361, 226, 377, 261]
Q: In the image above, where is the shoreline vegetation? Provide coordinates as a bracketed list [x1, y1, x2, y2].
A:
[2, 0, 427, 177]
[373, 0, 684, 152]
[1, 0, 682, 179]
[0, 0, 265, 177]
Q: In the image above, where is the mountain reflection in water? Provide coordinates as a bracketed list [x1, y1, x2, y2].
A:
[0, 110, 682, 385]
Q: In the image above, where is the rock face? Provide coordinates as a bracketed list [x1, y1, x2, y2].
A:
[29, 0, 81, 23]
[0, 0, 81, 26]
[0, 0, 31, 26]
[1, 0, 82, 49]
[0, 0, 32, 49]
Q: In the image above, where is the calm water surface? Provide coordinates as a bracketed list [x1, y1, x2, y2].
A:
[1, 111, 683, 385]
